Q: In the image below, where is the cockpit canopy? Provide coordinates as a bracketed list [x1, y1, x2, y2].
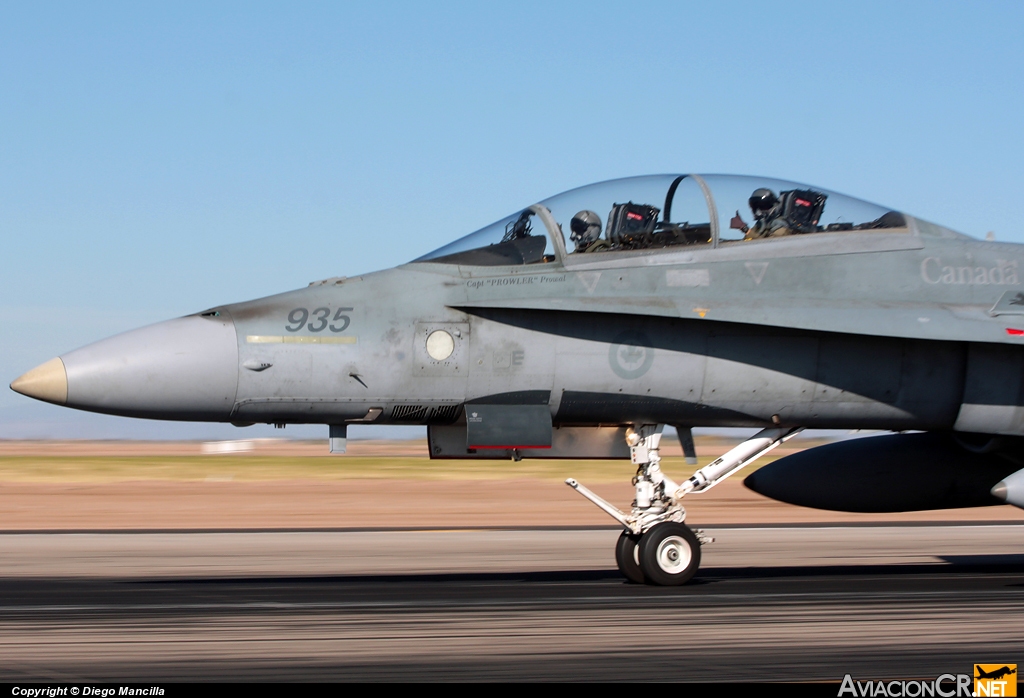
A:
[413, 174, 926, 267]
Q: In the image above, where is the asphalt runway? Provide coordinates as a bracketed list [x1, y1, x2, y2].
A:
[2, 525, 1024, 682]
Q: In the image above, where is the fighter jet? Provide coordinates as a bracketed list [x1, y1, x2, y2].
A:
[12, 173, 1024, 585]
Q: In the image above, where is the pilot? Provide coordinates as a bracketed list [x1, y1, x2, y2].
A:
[730, 188, 791, 240]
[570, 210, 609, 253]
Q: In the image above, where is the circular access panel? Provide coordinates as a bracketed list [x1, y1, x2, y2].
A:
[426, 330, 455, 361]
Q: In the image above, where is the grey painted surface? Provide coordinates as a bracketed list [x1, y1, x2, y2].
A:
[60, 314, 238, 421]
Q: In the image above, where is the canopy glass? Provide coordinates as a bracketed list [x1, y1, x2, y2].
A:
[412, 174, 910, 266]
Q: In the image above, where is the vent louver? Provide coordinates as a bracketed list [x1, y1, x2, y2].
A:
[390, 404, 461, 423]
[391, 405, 429, 421]
[427, 404, 461, 423]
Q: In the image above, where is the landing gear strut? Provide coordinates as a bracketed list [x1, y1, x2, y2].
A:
[567, 424, 803, 585]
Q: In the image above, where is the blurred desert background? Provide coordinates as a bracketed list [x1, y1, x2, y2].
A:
[1, 435, 1022, 529]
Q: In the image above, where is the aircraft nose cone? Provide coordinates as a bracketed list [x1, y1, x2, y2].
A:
[30, 313, 240, 420]
[10, 357, 69, 405]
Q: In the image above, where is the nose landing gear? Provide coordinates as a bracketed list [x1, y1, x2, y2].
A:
[639, 522, 700, 585]
[567, 424, 803, 585]
[613, 531, 645, 584]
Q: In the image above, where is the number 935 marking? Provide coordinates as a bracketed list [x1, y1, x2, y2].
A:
[285, 307, 353, 333]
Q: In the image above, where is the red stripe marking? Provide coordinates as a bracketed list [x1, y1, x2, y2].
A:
[1007, 328, 1024, 336]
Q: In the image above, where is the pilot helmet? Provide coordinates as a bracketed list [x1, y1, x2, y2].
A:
[570, 210, 602, 248]
[749, 188, 779, 216]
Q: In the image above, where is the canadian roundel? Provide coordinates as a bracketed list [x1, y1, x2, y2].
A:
[426, 330, 455, 361]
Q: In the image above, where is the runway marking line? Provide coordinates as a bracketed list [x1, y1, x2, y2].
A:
[3, 587, 1023, 614]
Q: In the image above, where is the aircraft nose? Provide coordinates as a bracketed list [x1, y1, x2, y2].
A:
[10, 358, 68, 405]
[11, 313, 239, 420]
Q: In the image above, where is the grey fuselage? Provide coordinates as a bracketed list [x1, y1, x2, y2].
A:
[43, 221, 1024, 440]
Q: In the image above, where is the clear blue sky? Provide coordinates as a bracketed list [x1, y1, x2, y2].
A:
[3, 1, 1023, 439]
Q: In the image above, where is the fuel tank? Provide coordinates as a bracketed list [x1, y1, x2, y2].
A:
[743, 432, 1022, 512]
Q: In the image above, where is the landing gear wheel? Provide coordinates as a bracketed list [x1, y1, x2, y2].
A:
[638, 522, 700, 586]
[614, 531, 645, 584]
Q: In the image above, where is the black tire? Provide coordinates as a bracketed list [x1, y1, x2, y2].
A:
[638, 522, 700, 586]
[614, 531, 645, 584]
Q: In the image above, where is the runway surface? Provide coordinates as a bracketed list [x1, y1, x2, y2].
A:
[2, 525, 1024, 682]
